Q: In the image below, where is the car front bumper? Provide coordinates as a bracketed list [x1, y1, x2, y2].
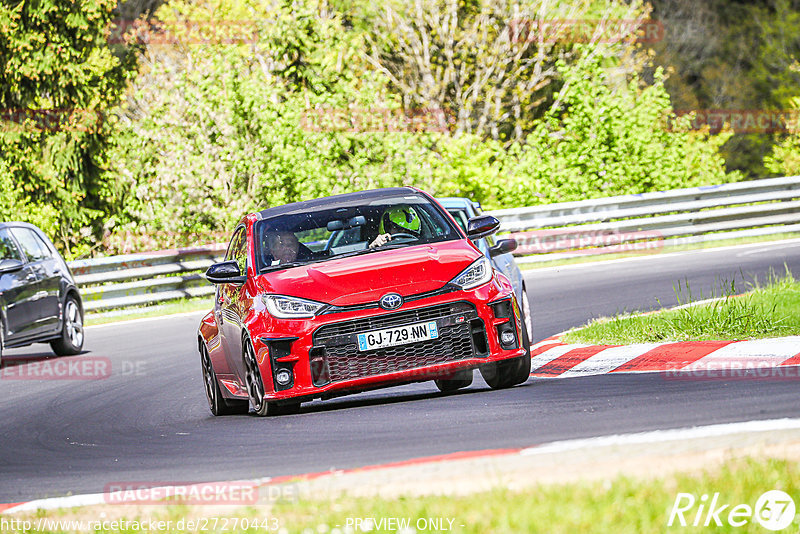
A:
[246, 274, 526, 403]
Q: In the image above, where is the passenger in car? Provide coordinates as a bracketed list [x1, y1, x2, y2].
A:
[263, 231, 312, 265]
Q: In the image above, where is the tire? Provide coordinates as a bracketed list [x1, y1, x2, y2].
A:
[243, 337, 300, 416]
[480, 295, 532, 389]
[200, 342, 248, 416]
[0, 316, 4, 368]
[520, 283, 533, 350]
[50, 295, 84, 356]
[434, 368, 474, 393]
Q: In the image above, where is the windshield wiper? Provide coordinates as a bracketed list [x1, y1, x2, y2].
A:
[371, 242, 414, 250]
[326, 248, 376, 261]
[259, 261, 309, 273]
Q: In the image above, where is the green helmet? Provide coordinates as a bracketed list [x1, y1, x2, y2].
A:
[379, 205, 421, 235]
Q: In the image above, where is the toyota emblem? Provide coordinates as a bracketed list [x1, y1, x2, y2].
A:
[379, 293, 403, 310]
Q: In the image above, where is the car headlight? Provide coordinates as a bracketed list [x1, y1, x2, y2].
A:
[262, 295, 326, 318]
[450, 256, 493, 290]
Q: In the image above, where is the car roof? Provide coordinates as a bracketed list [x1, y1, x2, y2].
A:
[437, 197, 481, 210]
[0, 221, 45, 232]
[256, 187, 423, 220]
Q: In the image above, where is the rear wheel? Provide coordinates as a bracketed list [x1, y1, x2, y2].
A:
[200, 343, 248, 416]
[50, 295, 84, 356]
[434, 368, 473, 393]
[243, 338, 300, 416]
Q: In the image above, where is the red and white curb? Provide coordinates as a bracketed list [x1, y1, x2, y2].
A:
[528, 336, 800, 378]
[4, 418, 800, 514]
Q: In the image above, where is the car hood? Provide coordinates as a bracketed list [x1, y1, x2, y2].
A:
[254, 240, 482, 306]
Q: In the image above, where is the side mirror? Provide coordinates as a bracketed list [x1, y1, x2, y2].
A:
[205, 260, 247, 284]
[467, 215, 500, 240]
[489, 238, 517, 257]
[0, 259, 24, 274]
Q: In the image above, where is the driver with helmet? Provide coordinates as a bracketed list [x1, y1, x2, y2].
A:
[369, 205, 421, 249]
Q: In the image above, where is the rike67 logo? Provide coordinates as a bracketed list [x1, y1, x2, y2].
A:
[669, 490, 796, 530]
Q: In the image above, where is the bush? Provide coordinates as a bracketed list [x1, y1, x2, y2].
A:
[499, 52, 737, 207]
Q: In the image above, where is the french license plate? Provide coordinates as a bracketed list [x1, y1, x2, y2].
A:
[357, 320, 439, 351]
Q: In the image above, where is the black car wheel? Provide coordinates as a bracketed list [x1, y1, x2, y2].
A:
[243, 338, 300, 416]
[434, 368, 474, 393]
[520, 283, 533, 346]
[480, 299, 532, 389]
[50, 295, 84, 356]
[200, 342, 248, 416]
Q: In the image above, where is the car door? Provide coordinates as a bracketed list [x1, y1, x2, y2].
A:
[8, 227, 62, 335]
[0, 228, 36, 342]
[218, 226, 249, 383]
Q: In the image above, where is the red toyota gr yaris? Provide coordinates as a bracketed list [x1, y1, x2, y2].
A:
[197, 187, 531, 416]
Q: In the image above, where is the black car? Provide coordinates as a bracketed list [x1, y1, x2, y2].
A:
[0, 222, 84, 363]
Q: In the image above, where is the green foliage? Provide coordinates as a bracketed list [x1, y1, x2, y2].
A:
[647, 0, 800, 178]
[0, 0, 138, 258]
[764, 97, 800, 176]
[0, 159, 59, 237]
[497, 53, 736, 206]
[0, 0, 741, 255]
[563, 269, 799, 344]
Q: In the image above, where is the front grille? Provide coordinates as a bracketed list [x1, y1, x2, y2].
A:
[311, 301, 482, 385]
[314, 302, 473, 341]
[323, 322, 474, 383]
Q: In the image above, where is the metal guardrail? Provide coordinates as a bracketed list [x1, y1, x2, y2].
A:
[69, 244, 226, 311]
[487, 175, 800, 263]
[70, 177, 800, 311]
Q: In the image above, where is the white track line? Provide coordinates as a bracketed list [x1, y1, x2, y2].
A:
[559, 343, 664, 378]
[9, 419, 800, 514]
[530, 344, 586, 371]
[3, 477, 273, 514]
[86, 310, 208, 329]
[688, 337, 800, 369]
[520, 418, 800, 456]
[527, 238, 800, 274]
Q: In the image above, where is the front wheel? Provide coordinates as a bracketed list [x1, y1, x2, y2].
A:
[520, 283, 533, 348]
[51, 295, 84, 356]
[480, 298, 532, 389]
[243, 338, 300, 416]
[434, 368, 474, 393]
[201, 343, 248, 416]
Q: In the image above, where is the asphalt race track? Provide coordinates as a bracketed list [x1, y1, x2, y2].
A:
[1, 241, 799, 502]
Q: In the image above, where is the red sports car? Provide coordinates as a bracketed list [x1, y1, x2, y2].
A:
[197, 187, 531, 416]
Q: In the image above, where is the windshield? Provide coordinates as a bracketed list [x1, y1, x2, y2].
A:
[254, 192, 461, 272]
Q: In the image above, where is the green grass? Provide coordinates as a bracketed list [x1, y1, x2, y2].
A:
[562, 269, 800, 344]
[266, 457, 800, 533]
[520, 233, 800, 270]
[14, 456, 800, 533]
[84, 297, 214, 326]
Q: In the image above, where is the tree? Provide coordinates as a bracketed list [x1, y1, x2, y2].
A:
[498, 52, 736, 207]
[363, 0, 647, 145]
[0, 0, 138, 256]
